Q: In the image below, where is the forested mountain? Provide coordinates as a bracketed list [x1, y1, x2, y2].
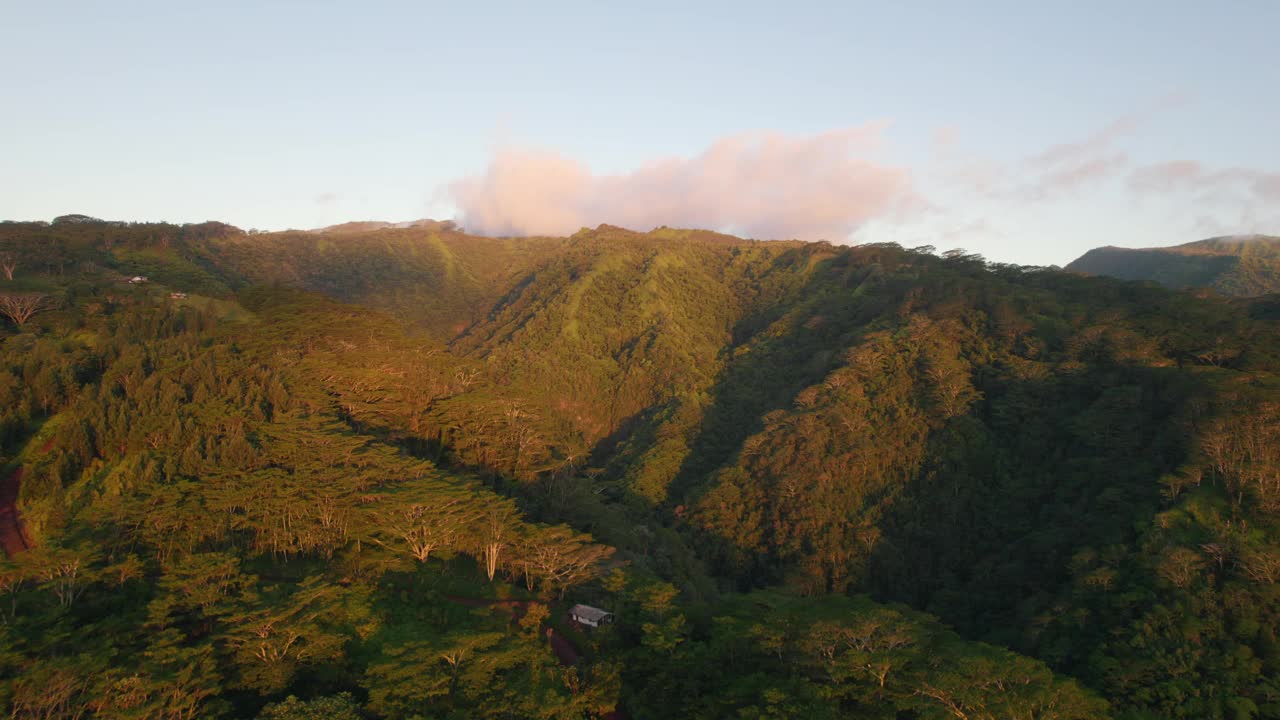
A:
[1068, 234, 1280, 296]
[3, 215, 1280, 718]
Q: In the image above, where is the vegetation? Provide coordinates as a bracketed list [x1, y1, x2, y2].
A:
[1068, 234, 1280, 296]
[3, 216, 1280, 718]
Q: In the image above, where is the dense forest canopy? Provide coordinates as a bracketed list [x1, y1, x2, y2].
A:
[3, 216, 1280, 718]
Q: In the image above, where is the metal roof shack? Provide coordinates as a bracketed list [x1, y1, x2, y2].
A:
[568, 604, 614, 628]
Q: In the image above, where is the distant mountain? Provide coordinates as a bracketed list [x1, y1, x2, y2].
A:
[310, 218, 457, 233]
[1068, 234, 1280, 295]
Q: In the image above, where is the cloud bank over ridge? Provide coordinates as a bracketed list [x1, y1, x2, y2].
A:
[441, 103, 1279, 261]
[446, 125, 917, 241]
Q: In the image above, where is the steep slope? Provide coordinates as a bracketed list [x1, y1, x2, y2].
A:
[1068, 234, 1280, 296]
[449, 226, 810, 460]
[197, 226, 568, 339]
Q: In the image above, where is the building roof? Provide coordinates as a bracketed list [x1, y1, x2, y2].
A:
[569, 604, 612, 622]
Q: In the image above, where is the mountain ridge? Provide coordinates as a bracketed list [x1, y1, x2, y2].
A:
[1068, 233, 1280, 295]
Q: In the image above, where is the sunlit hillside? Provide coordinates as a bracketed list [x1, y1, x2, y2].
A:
[2, 216, 1280, 717]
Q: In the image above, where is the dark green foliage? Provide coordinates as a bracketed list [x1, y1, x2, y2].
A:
[610, 588, 1108, 720]
[257, 693, 362, 720]
[1068, 234, 1280, 296]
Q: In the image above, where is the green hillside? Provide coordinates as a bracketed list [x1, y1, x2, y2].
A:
[4, 217, 1280, 718]
[1068, 234, 1280, 296]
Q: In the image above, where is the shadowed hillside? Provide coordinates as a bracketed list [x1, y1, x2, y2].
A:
[1068, 234, 1280, 296]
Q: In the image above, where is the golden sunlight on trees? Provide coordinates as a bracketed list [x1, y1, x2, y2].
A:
[365, 485, 480, 564]
[0, 293, 53, 327]
[475, 500, 519, 582]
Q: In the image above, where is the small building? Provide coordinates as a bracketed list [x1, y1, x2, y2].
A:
[128, 276, 148, 284]
[169, 292, 187, 299]
[568, 604, 614, 628]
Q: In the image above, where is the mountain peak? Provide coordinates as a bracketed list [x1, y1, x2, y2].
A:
[310, 219, 458, 234]
[1068, 234, 1280, 295]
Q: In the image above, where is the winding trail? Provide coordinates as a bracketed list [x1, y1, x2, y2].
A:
[0, 466, 30, 557]
[0, 436, 55, 558]
[548, 628, 579, 665]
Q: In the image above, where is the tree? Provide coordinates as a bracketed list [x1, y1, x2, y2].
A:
[220, 576, 349, 692]
[800, 614, 920, 692]
[23, 545, 96, 608]
[364, 632, 504, 714]
[516, 525, 614, 597]
[0, 293, 52, 327]
[8, 658, 95, 719]
[474, 498, 520, 582]
[0, 251, 16, 281]
[89, 632, 225, 720]
[365, 485, 480, 565]
[257, 693, 362, 720]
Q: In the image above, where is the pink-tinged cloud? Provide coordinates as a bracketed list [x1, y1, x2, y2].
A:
[1024, 152, 1130, 200]
[1030, 93, 1188, 170]
[938, 219, 1006, 244]
[1011, 95, 1190, 201]
[1014, 116, 1139, 201]
[1130, 161, 1280, 202]
[1030, 116, 1138, 170]
[1131, 160, 1280, 235]
[930, 115, 1134, 202]
[931, 125, 959, 157]
[1129, 160, 1205, 193]
[447, 126, 917, 241]
[1255, 174, 1280, 202]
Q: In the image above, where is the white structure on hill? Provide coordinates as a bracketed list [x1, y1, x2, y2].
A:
[568, 604, 613, 628]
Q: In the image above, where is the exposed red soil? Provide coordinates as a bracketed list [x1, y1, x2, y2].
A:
[548, 627, 579, 665]
[0, 466, 31, 557]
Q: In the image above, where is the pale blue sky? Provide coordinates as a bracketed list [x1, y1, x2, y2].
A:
[2, 1, 1276, 265]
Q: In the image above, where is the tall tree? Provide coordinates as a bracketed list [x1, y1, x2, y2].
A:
[365, 484, 480, 564]
[0, 251, 16, 281]
[474, 499, 520, 582]
[0, 293, 52, 327]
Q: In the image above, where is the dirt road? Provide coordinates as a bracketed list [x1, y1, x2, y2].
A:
[0, 466, 30, 557]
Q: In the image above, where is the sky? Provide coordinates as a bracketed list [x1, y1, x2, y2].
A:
[1, 1, 1277, 266]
